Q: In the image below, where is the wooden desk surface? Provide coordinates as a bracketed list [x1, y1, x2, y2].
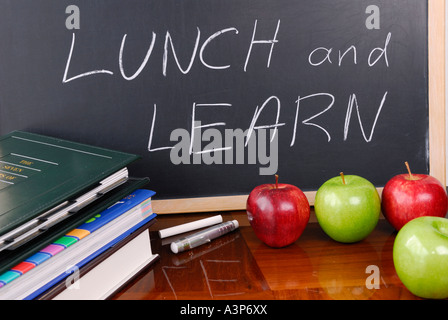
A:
[111, 211, 424, 300]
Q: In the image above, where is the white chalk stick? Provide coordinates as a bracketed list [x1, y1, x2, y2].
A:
[158, 215, 223, 239]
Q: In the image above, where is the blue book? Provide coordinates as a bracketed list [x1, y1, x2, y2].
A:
[0, 189, 157, 300]
[25, 215, 156, 300]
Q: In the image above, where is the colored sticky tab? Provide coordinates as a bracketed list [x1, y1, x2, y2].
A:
[66, 228, 90, 240]
[53, 236, 77, 248]
[12, 261, 35, 274]
[25, 252, 52, 266]
[0, 270, 21, 284]
[41, 243, 65, 256]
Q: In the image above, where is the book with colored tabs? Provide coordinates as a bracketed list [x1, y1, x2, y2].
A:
[0, 189, 158, 300]
[0, 131, 150, 276]
[0, 130, 140, 252]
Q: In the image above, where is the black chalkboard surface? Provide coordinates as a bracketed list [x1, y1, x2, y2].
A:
[0, 1, 436, 211]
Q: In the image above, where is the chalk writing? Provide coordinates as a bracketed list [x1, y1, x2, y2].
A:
[62, 15, 395, 170]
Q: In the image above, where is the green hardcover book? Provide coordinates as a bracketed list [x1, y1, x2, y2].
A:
[0, 131, 140, 251]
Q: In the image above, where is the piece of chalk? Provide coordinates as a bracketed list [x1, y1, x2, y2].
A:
[158, 215, 223, 239]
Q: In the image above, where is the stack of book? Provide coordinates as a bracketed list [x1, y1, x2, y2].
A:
[0, 131, 159, 300]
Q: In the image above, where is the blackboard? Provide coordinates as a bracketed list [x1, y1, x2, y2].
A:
[0, 1, 445, 213]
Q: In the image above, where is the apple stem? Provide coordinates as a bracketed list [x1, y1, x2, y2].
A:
[405, 161, 413, 180]
[340, 172, 346, 185]
[275, 174, 279, 189]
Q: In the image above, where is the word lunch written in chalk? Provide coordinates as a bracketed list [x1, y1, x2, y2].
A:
[63, 11, 387, 79]
[63, 5, 390, 169]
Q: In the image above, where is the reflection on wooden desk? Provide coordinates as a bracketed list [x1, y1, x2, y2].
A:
[112, 212, 425, 300]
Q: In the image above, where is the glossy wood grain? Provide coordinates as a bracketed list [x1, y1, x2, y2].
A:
[112, 211, 425, 300]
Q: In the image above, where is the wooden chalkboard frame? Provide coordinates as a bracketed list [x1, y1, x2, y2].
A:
[152, 0, 445, 214]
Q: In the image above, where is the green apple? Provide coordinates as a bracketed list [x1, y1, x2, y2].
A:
[393, 216, 448, 299]
[314, 173, 380, 243]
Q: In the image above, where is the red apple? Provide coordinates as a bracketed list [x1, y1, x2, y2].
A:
[381, 162, 448, 230]
[246, 175, 310, 248]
